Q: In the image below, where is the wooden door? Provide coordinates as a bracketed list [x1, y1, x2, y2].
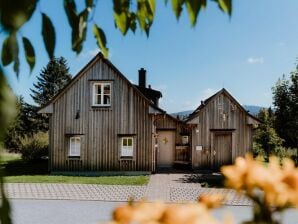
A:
[157, 131, 175, 167]
[213, 133, 232, 169]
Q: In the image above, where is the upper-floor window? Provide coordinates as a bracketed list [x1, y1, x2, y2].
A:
[93, 83, 111, 106]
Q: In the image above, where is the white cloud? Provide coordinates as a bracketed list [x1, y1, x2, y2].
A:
[201, 88, 216, 100]
[88, 48, 100, 56]
[247, 57, 264, 64]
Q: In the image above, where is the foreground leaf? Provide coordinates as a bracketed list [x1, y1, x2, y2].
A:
[218, 0, 232, 15]
[64, 0, 78, 29]
[22, 37, 36, 73]
[171, 0, 185, 20]
[42, 13, 56, 59]
[1, 33, 20, 76]
[0, 68, 16, 224]
[1, 37, 13, 66]
[185, 0, 202, 26]
[113, 0, 131, 35]
[93, 24, 109, 57]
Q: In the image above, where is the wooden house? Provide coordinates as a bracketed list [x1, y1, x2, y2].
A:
[186, 89, 260, 170]
[39, 53, 164, 172]
[39, 53, 259, 173]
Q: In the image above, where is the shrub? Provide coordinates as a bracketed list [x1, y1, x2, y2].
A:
[20, 132, 49, 161]
[272, 146, 297, 162]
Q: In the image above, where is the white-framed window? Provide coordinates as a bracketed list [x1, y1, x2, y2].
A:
[120, 137, 134, 158]
[93, 82, 111, 106]
[69, 136, 81, 157]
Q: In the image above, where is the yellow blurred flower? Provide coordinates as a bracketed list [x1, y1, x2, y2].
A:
[112, 201, 233, 224]
[221, 154, 298, 209]
[198, 194, 224, 209]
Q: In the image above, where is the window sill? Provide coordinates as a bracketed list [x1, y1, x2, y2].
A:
[119, 157, 134, 161]
[91, 106, 112, 110]
[68, 156, 81, 160]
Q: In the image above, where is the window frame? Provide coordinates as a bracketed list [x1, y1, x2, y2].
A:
[92, 82, 112, 107]
[120, 137, 134, 159]
[69, 136, 81, 157]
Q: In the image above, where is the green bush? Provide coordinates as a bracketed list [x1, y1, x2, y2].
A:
[20, 132, 49, 161]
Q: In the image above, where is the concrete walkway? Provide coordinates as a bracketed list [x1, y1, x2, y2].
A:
[4, 174, 252, 205]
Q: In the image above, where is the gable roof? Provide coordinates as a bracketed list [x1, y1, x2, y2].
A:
[187, 88, 261, 123]
[38, 52, 165, 114]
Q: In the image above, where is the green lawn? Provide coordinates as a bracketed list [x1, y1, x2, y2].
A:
[1, 152, 149, 185]
[4, 175, 149, 185]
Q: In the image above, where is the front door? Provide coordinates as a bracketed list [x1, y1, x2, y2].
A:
[213, 133, 232, 169]
[157, 130, 175, 167]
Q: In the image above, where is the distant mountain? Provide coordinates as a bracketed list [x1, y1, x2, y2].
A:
[243, 105, 264, 115]
[171, 110, 193, 119]
[171, 105, 264, 118]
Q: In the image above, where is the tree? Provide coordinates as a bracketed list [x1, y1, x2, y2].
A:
[272, 70, 298, 149]
[4, 96, 27, 151]
[4, 96, 49, 152]
[253, 108, 283, 160]
[31, 57, 72, 107]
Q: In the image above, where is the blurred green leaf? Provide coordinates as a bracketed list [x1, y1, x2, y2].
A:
[42, 13, 56, 59]
[0, 0, 37, 32]
[22, 37, 36, 73]
[113, 0, 131, 35]
[1, 37, 13, 66]
[0, 67, 16, 224]
[148, 0, 156, 16]
[64, 0, 78, 29]
[72, 9, 89, 54]
[171, 0, 184, 20]
[85, 0, 93, 8]
[1, 33, 20, 76]
[218, 0, 232, 15]
[137, 0, 155, 36]
[185, 0, 202, 26]
[93, 24, 109, 57]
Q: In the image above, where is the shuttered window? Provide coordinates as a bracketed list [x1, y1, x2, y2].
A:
[69, 137, 81, 157]
[93, 83, 111, 106]
[121, 137, 134, 158]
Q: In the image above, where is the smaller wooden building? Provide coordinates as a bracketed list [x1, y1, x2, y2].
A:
[186, 89, 260, 170]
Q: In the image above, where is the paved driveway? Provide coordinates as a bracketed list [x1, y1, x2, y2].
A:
[5, 173, 250, 205]
[10, 199, 298, 224]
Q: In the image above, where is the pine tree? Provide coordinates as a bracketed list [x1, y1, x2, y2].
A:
[273, 68, 298, 149]
[272, 75, 292, 147]
[30, 57, 72, 106]
[253, 108, 283, 159]
[289, 68, 298, 148]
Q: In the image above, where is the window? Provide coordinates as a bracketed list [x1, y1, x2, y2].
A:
[93, 83, 111, 106]
[69, 136, 81, 157]
[120, 137, 134, 158]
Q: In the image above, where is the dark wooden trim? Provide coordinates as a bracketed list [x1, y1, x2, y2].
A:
[91, 106, 111, 109]
[119, 157, 134, 160]
[156, 128, 176, 131]
[117, 134, 137, 137]
[88, 79, 114, 81]
[65, 133, 85, 136]
[67, 156, 81, 160]
[210, 129, 236, 132]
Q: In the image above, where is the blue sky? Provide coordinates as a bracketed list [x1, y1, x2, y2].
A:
[3, 0, 298, 113]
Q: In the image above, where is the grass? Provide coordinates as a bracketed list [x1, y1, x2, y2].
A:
[1, 151, 149, 185]
[4, 175, 149, 185]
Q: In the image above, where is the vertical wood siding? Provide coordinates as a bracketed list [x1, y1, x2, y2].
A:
[50, 58, 154, 171]
[191, 92, 255, 169]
